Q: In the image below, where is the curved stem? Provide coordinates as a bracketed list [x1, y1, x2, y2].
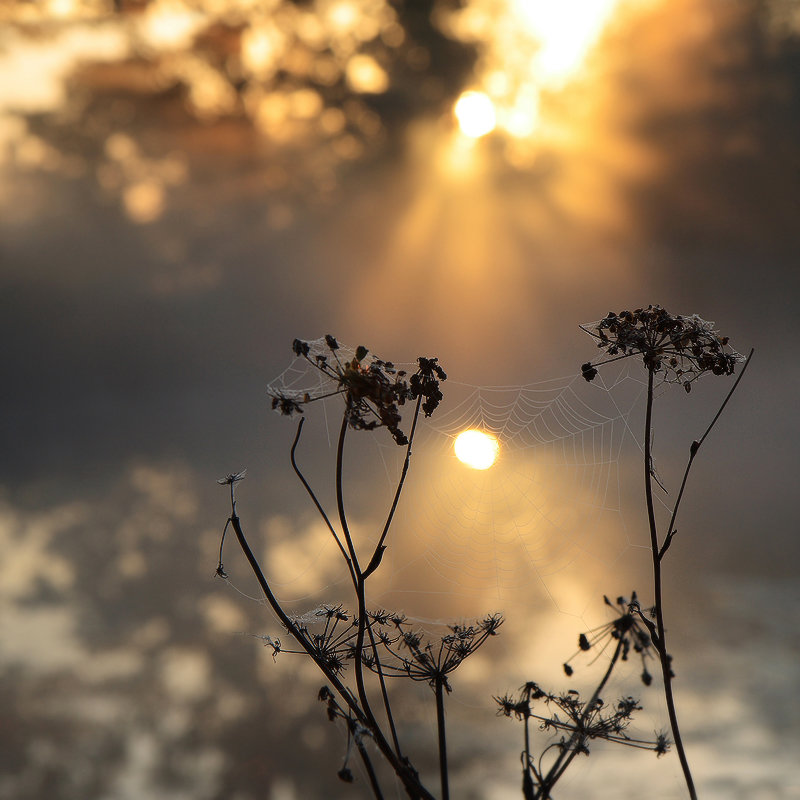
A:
[335, 406, 361, 574]
[290, 418, 357, 586]
[225, 508, 435, 800]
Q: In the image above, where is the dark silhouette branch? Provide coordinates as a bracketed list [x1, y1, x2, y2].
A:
[220, 492, 435, 800]
[435, 677, 450, 800]
[644, 368, 697, 800]
[290, 417, 357, 585]
[659, 348, 754, 562]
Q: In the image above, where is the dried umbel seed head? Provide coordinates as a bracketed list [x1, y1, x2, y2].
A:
[495, 680, 664, 755]
[563, 593, 655, 686]
[270, 336, 446, 444]
[361, 612, 504, 691]
[579, 306, 743, 390]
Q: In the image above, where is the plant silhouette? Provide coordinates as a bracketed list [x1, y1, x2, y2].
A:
[217, 314, 750, 799]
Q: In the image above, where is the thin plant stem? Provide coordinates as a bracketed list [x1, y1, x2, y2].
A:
[293, 394, 425, 766]
[369, 395, 422, 569]
[522, 712, 535, 800]
[354, 578, 378, 728]
[356, 735, 385, 800]
[330, 406, 375, 732]
[334, 395, 420, 758]
[292, 399, 416, 756]
[335, 405, 361, 573]
[659, 349, 754, 561]
[644, 368, 697, 800]
[223, 501, 435, 800]
[290, 417, 357, 586]
[366, 620, 403, 757]
[435, 677, 450, 800]
[535, 637, 624, 798]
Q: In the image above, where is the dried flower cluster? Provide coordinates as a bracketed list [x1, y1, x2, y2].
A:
[270, 335, 446, 444]
[563, 593, 656, 687]
[262, 605, 503, 691]
[496, 683, 669, 757]
[494, 592, 668, 799]
[580, 306, 743, 391]
[364, 611, 503, 691]
[275, 605, 357, 676]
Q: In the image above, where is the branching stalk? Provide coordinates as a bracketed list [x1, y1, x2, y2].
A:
[535, 637, 624, 798]
[646, 349, 752, 798]
[659, 349, 754, 562]
[223, 501, 435, 800]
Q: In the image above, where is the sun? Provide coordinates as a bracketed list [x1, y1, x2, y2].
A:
[454, 91, 497, 138]
[454, 429, 500, 470]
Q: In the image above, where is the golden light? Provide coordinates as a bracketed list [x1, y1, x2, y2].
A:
[454, 91, 496, 138]
[515, 0, 620, 86]
[454, 430, 499, 470]
[441, 0, 623, 141]
[241, 23, 286, 78]
[346, 54, 390, 94]
[137, 0, 204, 51]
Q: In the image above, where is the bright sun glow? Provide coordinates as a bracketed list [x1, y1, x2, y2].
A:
[515, 0, 620, 85]
[454, 91, 496, 138]
[454, 429, 499, 470]
[444, 0, 622, 143]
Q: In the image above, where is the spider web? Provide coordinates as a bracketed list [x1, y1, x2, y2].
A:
[265, 338, 648, 619]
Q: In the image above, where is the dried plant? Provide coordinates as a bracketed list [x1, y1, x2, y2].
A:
[580, 306, 752, 799]
[215, 312, 751, 799]
[497, 593, 668, 799]
[218, 336, 493, 800]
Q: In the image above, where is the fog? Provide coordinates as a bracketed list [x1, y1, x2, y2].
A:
[1, 1, 798, 798]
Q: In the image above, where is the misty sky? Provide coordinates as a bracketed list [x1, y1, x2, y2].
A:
[1, 1, 799, 798]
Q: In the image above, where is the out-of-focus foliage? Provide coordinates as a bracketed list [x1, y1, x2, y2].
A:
[0, 0, 475, 222]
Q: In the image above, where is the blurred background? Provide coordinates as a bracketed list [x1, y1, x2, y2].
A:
[1, 0, 799, 798]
